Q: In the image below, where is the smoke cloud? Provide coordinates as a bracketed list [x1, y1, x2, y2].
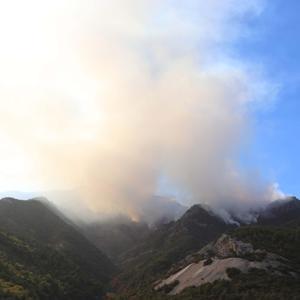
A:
[0, 0, 282, 222]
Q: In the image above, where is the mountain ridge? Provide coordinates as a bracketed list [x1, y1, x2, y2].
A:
[0, 196, 299, 299]
[107, 197, 300, 299]
[0, 197, 115, 299]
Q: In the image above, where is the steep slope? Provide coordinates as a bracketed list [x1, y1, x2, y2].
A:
[155, 234, 296, 295]
[79, 196, 186, 262]
[113, 204, 235, 292]
[258, 196, 300, 225]
[80, 217, 150, 261]
[0, 197, 115, 299]
[113, 223, 300, 300]
[110, 198, 300, 299]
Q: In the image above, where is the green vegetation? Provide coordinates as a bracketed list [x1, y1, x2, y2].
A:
[231, 225, 300, 267]
[110, 205, 300, 299]
[0, 198, 115, 299]
[0, 229, 109, 299]
[114, 205, 234, 291]
[175, 269, 300, 300]
[0, 198, 299, 299]
[110, 268, 300, 300]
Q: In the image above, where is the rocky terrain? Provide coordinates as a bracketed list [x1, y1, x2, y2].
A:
[106, 197, 300, 299]
[155, 234, 294, 295]
[0, 196, 299, 299]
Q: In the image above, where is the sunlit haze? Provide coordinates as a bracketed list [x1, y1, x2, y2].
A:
[0, 0, 297, 222]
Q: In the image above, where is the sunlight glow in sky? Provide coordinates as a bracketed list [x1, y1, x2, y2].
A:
[0, 0, 298, 204]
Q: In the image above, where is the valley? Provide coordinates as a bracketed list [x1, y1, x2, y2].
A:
[0, 197, 299, 299]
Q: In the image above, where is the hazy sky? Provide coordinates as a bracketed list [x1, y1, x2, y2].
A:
[0, 0, 298, 221]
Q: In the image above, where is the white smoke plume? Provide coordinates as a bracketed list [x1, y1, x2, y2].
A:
[0, 0, 283, 222]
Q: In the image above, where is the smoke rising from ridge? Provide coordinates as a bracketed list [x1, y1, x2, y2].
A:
[0, 0, 282, 222]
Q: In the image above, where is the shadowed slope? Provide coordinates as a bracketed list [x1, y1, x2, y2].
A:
[0, 197, 115, 299]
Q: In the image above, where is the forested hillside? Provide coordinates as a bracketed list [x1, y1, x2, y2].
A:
[0, 198, 115, 300]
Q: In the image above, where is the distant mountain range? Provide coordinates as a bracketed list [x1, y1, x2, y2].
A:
[0, 196, 299, 299]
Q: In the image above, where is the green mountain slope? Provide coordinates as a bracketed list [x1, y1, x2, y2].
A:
[113, 205, 235, 292]
[109, 198, 300, 300]
[0, 198, 115, 300]
[111, 229, 300, 299]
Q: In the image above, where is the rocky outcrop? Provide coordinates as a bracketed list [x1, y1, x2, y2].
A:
[197, 234, 260, 259]
[154, 234, 291, 295]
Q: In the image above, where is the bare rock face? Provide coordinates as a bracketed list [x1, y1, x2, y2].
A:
[197, 234, 266, 260]
[213, 234, 254, 257]
[154, 234, 290, 295]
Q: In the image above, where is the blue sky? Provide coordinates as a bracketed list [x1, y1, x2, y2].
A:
[236, 0, 300, 196]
